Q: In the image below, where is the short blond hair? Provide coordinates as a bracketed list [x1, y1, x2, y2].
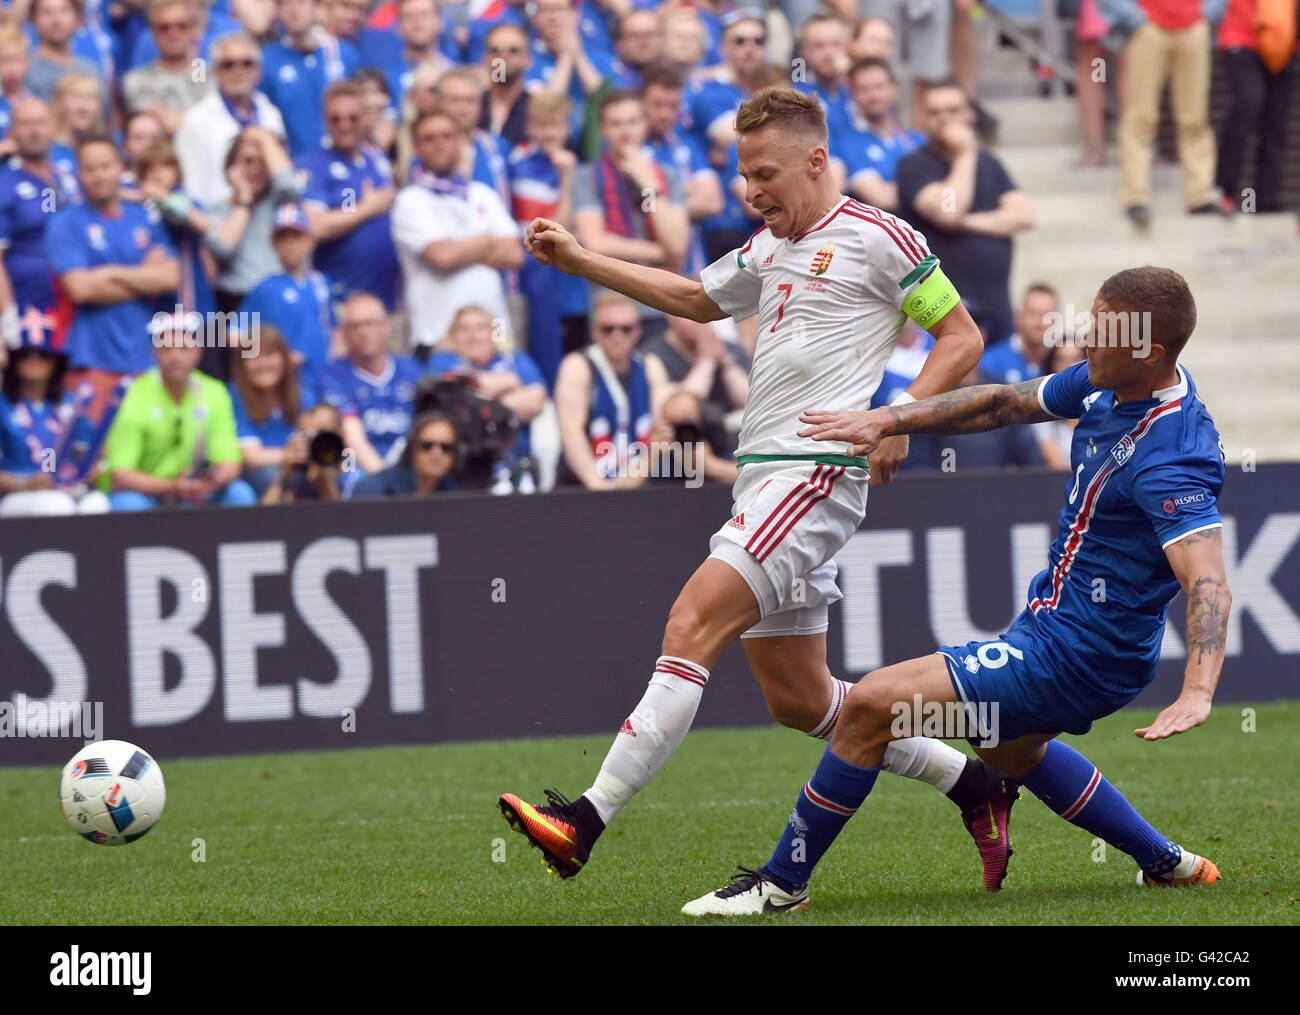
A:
[441, 303, 515, 354]
[734, 87, 826, 144]
[526, 90, 572, 123]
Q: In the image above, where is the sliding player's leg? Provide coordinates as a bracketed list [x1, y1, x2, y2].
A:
[973, 734, 1218, 886]
[743, 630, 1019, 889]
[942, 625, 1220, 888]
[498, 556, 761, 878]
[683, 653, 972, 914]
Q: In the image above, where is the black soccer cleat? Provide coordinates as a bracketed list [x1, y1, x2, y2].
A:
[498, 788, 604, 879]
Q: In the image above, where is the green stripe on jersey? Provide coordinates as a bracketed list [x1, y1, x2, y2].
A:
[737, 249, 745, 269]
[737, 453, 871, 471]
[898, 254, 938, 290]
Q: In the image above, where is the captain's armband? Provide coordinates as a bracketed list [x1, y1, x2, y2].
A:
[902, 266, 960, 330]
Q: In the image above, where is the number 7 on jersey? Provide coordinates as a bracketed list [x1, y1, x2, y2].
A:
[770, 283, 794, 333]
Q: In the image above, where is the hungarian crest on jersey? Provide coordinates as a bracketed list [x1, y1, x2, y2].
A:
[810, 241, 835, 276]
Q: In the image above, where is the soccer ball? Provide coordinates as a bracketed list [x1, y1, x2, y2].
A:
[58, 740, 166, 846]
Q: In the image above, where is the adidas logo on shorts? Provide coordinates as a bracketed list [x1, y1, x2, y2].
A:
[727, 513, 746, 530]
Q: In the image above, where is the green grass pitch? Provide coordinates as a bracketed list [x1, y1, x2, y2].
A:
[2, 703, 1296, 925]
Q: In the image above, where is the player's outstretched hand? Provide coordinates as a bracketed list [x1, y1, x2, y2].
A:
[525, 217, 585, 274]
[798, 407, 890, 459]
[1134, 692, 1212, 740]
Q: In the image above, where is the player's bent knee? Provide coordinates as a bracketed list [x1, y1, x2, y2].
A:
[838, 678, 895, 742]
[765, 690, 822, 732]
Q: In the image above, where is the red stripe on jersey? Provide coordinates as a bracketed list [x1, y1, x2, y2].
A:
[740, 225, 769, 254]
[747, 467, 826, 557]
[757, 467, 843, 562]
[842, 206, 923, 265]
[746, 466, 824, 553]
[1033, 400, 1182, 613]
[790, 198, 850, 243]
[847, 199, 928, 262]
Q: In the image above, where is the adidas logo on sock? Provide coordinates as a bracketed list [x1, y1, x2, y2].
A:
[619, 718, 637, 737]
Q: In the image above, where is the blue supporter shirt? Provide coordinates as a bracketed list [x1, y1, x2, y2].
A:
[317, 354, 424, 465]
[259, 38, 361, 156]
[229, 379, 318, 449]
[685, 78, 746, 148]
[45, 200, 176, 373]
[795, 79, 851, 129]
[239, 270, 336, 392]
[0, 156, 81, 314]
[980, 333, 1043, 385]
[50, 143, 77, 179]
[830, 112, 926, 187]
[525, 40, 613, 140]
[296, 142, 400, 308]
[0, 391, 96, 474]
[701, 141, 758, 237]
[1030, 360, 1225, 683]
[647, 130, 715, 277]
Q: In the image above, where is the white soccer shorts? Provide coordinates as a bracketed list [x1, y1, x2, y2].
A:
[707, 460, 869, 638]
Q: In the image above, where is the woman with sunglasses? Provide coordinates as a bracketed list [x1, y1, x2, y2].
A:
[351, 410, 461, 498]
[0, 319, 109, 515]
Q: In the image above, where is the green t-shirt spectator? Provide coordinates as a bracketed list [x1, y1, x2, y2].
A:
[106, 368, 242, 480]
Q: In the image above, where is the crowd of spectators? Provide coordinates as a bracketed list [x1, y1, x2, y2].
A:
[13, 0, 1260, 517]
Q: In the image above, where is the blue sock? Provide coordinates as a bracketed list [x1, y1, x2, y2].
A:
[1022, 740, 1181, 875]
[764, 746, 879, 890]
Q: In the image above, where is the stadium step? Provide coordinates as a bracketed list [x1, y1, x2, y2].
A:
[982, 95, 1300, 461]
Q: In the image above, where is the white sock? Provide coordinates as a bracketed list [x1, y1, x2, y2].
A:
[809, 681, 966, 796]
[881, 737, 967, 795]
[582, 655, 708, 825]
[808, 678, 851, 739]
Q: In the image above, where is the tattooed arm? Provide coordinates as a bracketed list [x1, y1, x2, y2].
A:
[798, 378, 1052, 458]
[1134, 527, 1232, 740]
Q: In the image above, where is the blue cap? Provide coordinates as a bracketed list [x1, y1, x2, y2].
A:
[11, 307, 61, 353]
[271, 202, 312, 236]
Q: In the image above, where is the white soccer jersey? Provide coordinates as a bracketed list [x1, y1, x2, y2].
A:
[700, 196, 936, 462]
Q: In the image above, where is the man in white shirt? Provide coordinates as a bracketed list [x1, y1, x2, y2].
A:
[173, 32, 287, 206]
[391, 109, 523, 356]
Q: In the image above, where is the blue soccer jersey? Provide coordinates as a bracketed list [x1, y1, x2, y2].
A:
[0, 157, 81, 314]
[317, 354, 423, 465]
[45, 201, 176, 373]
[259, 38, 361, 156]
[239, 270, 336, 392]
[1030, 360, 1226, 681]
[297, 143, 400, 309]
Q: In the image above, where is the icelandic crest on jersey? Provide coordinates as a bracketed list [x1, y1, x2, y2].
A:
[1110, 434, 1136, 465]
[810, 241, 835, 276]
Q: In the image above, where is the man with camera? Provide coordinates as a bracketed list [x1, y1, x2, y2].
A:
[260, 402, 346, 504]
